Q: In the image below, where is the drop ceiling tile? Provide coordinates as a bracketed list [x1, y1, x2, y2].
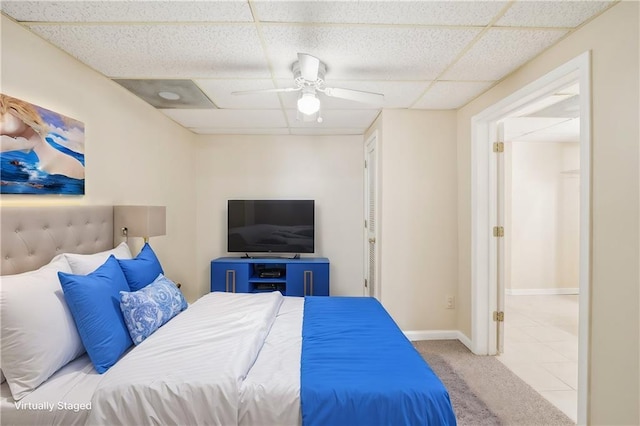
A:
[442, 28, 568, 81]
[191, 128, 291, 135]
[413, 81, 494, 109]
[276, 79, 429, 109]
[285, 109, 379, 129]
[1, 1, 253, 22]
[290, 128, 365, 136]
[161, 109, 287, 129]
[253, 1, 508, 26]
[262, 25, 481, 80]
[497, 1, 613, 28]
[27, 24, 270, 78]
[195, 79, 282, 109]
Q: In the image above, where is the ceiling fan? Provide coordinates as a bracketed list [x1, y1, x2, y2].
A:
[232, 53, 384, 122]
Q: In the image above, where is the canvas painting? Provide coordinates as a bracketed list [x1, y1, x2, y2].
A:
[0, 94, 85, 195]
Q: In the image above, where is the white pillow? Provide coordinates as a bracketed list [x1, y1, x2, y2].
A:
[65, 242, 132, 275]
[0, 255, 85, 400]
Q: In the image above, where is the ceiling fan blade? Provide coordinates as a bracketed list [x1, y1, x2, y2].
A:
[324, 87, 384, 106]
[232, 87, 300, 96]
[298, 53, 320, 81]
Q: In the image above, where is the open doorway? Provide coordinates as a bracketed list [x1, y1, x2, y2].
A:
[470, 52, 591, 425]
[497, 85, 581, 422]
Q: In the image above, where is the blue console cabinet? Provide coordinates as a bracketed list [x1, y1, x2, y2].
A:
[211, 257, 330, 297]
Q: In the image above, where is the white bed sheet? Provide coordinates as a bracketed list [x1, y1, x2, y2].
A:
[0, 354, 99, 426]
[1, 291, 303, 426]
[239, 296, 304, 426]
[87, 291, 284, 426]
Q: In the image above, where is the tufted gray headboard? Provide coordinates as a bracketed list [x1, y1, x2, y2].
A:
[0, 205, 114, 275]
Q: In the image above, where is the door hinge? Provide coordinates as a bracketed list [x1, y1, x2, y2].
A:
[493, 311, 505, 322]
[493, 226, 504, 237]
[364, 279, 368, 288]
[493, 142, 504, 153]
[365, 219, 368, 228]
[365, 160, 368, 168]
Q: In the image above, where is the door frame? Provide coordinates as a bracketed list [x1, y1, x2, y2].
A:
[470, 51, 591, 425]
[364, 131, 381, 298]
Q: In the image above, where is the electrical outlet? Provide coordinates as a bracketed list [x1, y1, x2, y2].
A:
[446, 295, 455, 310]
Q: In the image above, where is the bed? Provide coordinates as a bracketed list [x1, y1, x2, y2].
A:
[0, 205, 456, 426]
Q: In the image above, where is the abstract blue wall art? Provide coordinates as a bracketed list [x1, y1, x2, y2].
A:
[0, 94, 85, 195]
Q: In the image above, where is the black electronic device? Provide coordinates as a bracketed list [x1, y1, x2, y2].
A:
[259, 270, 283, 278]
[228, 200, 315, 254]
[255, 263, 286, 279]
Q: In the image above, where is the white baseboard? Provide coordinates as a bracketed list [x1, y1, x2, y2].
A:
[403, 330, 474, 353]
[403, 330, 459, 341]
[506, 288, 579, 296]
[455, 331, 473, 352]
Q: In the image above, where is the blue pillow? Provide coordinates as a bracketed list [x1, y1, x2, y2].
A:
[58, 255, 133, 374]
[120, 274, 188, 345]
[117, 243, 164, 291]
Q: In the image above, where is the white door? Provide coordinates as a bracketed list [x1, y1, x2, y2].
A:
[364, 133, 378, 298]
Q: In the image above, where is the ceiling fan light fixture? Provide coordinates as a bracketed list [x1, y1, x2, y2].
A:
[297, 92, 320, 115]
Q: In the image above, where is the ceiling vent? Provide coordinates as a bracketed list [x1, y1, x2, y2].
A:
[113, 79, 215, 109]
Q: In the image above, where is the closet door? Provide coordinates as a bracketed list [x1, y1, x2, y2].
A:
[364, 133, 379, 298]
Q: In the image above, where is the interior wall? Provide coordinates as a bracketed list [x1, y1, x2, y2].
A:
[375, 109, 458, 331]
[0, 16, 199, 301]
[507, 141, 580, 292]
[194, 134, 364, 299]
[456, 2, 639, 424]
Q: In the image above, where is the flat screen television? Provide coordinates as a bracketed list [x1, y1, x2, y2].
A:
[227, 200, 315, 254]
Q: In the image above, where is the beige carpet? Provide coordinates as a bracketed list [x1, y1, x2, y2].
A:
[413, 340, 575, 426]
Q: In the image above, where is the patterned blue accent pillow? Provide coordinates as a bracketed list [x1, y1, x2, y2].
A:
[119, 274, 187, 345]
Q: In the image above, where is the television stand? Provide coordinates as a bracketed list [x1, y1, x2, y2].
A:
[211, 257, 329, 297]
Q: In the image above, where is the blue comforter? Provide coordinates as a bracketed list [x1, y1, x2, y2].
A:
[301, 296, 457, 426]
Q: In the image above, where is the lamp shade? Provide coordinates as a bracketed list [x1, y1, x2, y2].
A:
[114, 206, 166, 240]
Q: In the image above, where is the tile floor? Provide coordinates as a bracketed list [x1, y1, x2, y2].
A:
[497, 294, 579, 423]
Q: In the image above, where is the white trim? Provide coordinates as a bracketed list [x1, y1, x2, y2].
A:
[470, 51, 591, 425]
[403, 330, 460, 341]
[402, 330, 474, 353]
[471, 119, 492, 355]
[456, 331, 473, 352]
[576, 51, 592, 426]
[506, 288, 580, 296]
